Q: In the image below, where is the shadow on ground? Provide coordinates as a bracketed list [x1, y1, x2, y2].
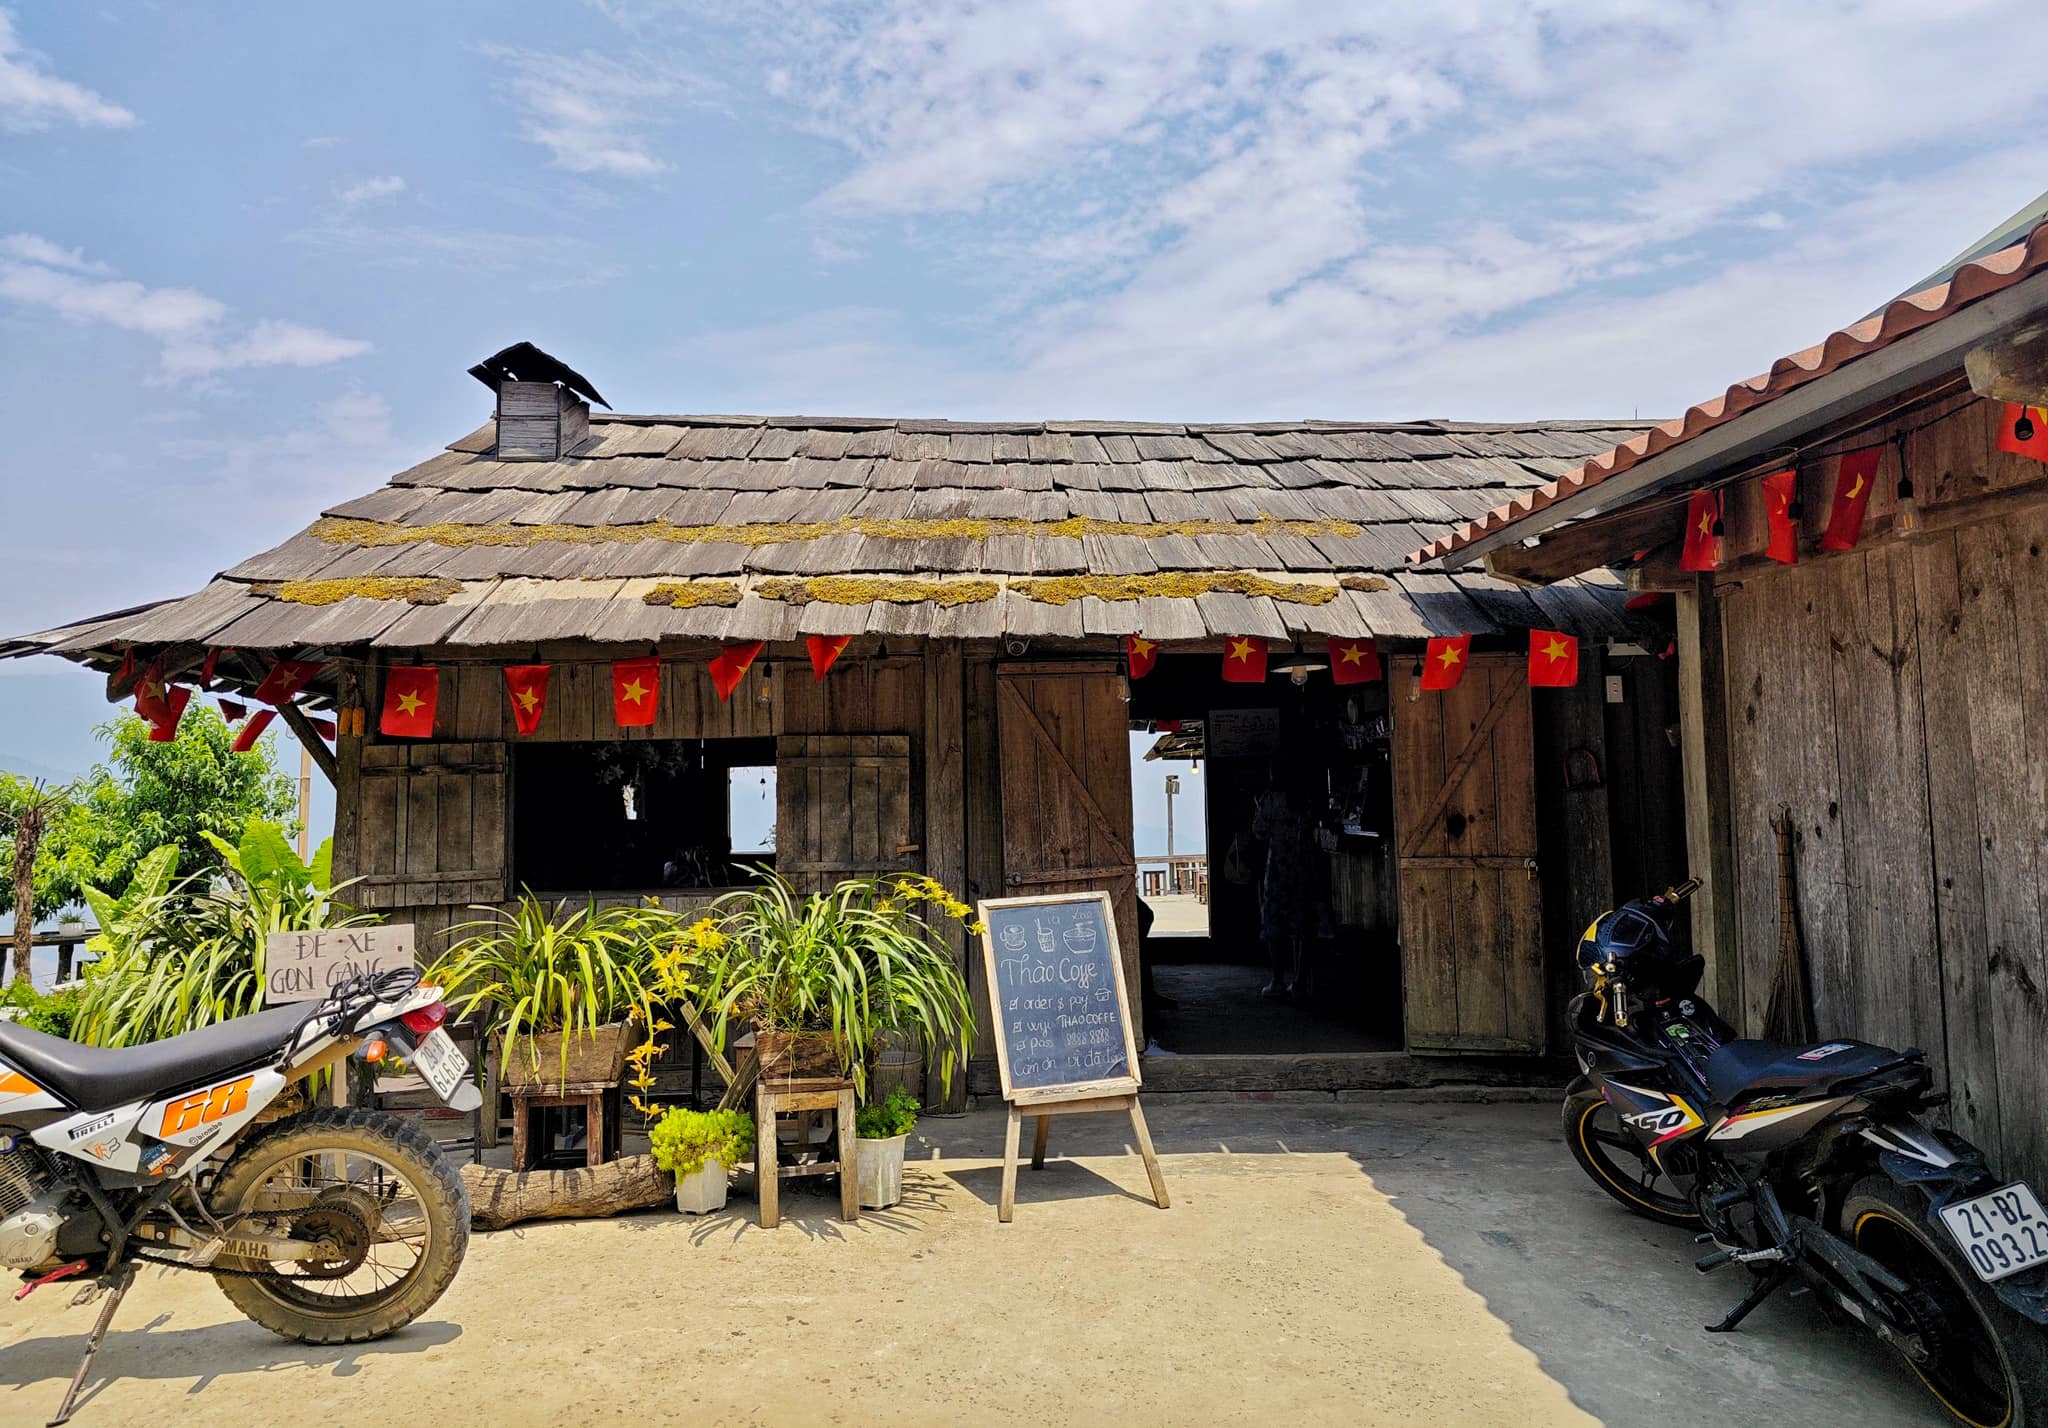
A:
[0, 1311, 459, 1418]
[916, 1100, 1945, 1428]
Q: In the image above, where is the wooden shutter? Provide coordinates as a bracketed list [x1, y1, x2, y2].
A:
[349, 743, 508, 909]
[774, 735, 917, 888]
[1392, 654, 1545, 1054]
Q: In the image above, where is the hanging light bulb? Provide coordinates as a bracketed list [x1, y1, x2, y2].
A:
[1407, 658, 1424, 702]
[1893, 473, 1921, 536]
[1707, 493, 1726, 567]
[1891, 435, 1920, 538]
[2017, 408, 2038, 444]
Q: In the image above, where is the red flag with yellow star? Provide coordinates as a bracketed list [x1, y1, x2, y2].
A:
[1420, 634, 1470, 691]
[1820, 448, 1880, 552]
[1998, 403, 2048, 463]
[1761, 469, 1799, 565]
[1327, 637, 1381, 685]
[1528, 630, 1579, 688]
[504, 664, 550, 736]
[231, 709, 276, 753]
[146, 686, 192, 742]
[708, 641, 765, 702]
[1125, 635, 1159, 679]
[380, 667, 439, 738]
[807, 635, 852, 682]
[255, 659, 325, 707]
[613, 657, 660, 728]
[1680, 490, 1721, 572]
[131, 659, 173, 727]
[1220, 635, 1267, 683]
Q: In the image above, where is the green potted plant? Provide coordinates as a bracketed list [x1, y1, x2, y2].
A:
[649, 1106, 754, 1214]
[688, 872, 979, 1096]
[854, 1086, 919, 1209]
[432, 893, 657, 1090]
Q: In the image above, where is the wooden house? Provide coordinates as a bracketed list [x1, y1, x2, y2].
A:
[5, 343, 1684, 1106]
[1414, 211, 2048, 1187]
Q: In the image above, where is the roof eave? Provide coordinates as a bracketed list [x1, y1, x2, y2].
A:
[1434, 264, 2048, 576]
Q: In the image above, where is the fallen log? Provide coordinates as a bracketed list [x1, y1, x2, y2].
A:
[460, 1155, 674, 1230]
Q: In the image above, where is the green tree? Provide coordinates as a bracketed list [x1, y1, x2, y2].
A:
[0, 777, 79, 983]
[50, 707, 296, 902]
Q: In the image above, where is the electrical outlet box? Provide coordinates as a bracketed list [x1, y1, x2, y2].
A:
[1604, 675, 1625, 704]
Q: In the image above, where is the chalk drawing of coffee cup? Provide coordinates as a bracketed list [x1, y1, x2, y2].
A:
[1035, 920, 1056, 955]
[1063, 922, 1097, 954]
[999, 924, 1027, 952]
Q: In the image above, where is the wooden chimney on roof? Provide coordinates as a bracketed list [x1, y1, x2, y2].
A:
[468, 342, 610, 460]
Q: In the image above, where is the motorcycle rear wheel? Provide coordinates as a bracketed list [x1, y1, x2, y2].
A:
[208, 1105, 469, 1345]
[1842, 1174, 2047, 1428]
[1561, 1081, 1700, 1228]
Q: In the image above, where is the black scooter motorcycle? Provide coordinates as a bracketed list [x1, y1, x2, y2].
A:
[1564, 881, 2048, 1426]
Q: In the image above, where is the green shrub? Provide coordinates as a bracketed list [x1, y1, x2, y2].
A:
[430, 893, 661, 1082]
[855, 1086, 919, 1139]
[74, 821, 370, 1047]
[648, 1107, 753, 1179]
[0, 982, 81, 1039]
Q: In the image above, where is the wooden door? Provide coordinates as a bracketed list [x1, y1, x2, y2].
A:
[1392, 653, 1545, 1054]
[995, 662, 1142, 1046]
[344, 742, 509, 911]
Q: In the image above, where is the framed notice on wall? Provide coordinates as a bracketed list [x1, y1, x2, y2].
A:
[977, 891, 1167, 1222]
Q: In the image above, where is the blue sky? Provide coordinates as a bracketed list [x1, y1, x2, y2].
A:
[2, 0, 2046, 845]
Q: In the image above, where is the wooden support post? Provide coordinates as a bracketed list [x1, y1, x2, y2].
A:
[999, 1106, 1023, 1224]
[922, 642, 970, 1113]
[835, 1086, 858, 1222]
[275, 700, 339, 787]
[756, 1093, 780, 1230]
[1677, 580, 1742, 1022]
[997, 1093, 1168, 1223]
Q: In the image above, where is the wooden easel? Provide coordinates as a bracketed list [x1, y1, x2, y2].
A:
[978, 891, 1170, 1223]
[999, 1087, 1168, 1223]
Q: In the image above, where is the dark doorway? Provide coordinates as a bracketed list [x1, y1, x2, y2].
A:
[1129, 657, 1402, 1055]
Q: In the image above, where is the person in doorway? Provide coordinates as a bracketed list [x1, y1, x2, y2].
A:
[1251, 755, 1316, 996]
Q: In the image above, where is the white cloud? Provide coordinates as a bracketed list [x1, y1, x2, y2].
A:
[486, 47, 696, 177]
[0, 232, 111, 274]
[335, 175, 406, 206]
[642, 0, 2048, 422]
[0, 237, 368, 379]
[0, 9, 134, 131]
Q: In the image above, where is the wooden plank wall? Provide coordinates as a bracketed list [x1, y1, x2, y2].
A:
[1713, 397, 2048, 1187]
[330, 650, 1007, 1109]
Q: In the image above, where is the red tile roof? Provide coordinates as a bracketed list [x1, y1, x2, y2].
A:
[1410, 217, 2048, 566]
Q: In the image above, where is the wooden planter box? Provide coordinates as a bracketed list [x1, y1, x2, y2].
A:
[754, 1029, 844, 1088]
[500, 1020, 638, 1091]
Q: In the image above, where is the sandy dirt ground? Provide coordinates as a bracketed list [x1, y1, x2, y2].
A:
[0, 1116, 1591, 1428]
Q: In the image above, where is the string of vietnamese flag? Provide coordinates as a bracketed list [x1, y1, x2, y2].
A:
[1124, 627, 1581, 693]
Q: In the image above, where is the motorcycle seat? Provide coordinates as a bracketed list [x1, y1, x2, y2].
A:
[0, 1002, 325, 1114]
[1705, 1037, 1905, 1106]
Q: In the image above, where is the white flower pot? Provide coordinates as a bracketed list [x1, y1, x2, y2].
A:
[856, 1133, 908, 1209]
[673, 1161, 731, 1215]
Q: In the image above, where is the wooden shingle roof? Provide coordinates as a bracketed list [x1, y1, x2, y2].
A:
[4, 410, 1654, 671]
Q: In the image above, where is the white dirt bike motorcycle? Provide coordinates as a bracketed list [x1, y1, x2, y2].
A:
[0, 969, 480, 1425]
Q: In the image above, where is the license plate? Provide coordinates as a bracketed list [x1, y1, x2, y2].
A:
[1938, 1182, 2048, 1282]
[412, 1027, 470, 1103]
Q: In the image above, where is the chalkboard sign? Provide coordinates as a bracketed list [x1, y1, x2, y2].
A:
[978, 892, 1139, 1100]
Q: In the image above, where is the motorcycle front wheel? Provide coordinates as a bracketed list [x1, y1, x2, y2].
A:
[1843, 1174, 2047, 1428]
[207, 1105, 470, 1344]
[1561, 1080, 1700, 1228]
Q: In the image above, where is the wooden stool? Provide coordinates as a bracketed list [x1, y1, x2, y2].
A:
[754, 1078, 858, 1229]
[509, 1082, 622, 1171]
